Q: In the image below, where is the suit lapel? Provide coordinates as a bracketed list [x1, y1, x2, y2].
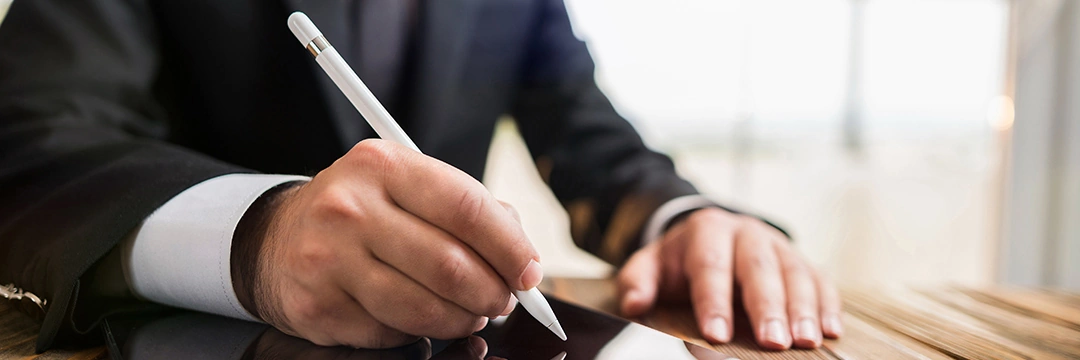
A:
[282, 0, 371, 149]
[404, 0, 481, 149]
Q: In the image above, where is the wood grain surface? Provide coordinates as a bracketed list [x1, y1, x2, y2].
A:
[0, 300, 105, 360]
[2, 278, 1078, 359]
[539, 278, 1080, 360]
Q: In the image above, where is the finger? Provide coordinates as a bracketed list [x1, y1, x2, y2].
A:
[684, 220, 736, 344]
[277, 286, 418, 349]
[658, 223, 690, 297]
[365, 205, 511, 318]
[617, 241, 662, 317]
[323, 301, 418, 349]
[816, 271, 843, 338]
[497, 200, 521, 224]
[495, 199, 523, 314]
[734, 225, 791, 350]
[775, 241, 821, 348]
[354, 140, 542, 291]
[345, 257, 488, 339]
[499, 296, 518, 317]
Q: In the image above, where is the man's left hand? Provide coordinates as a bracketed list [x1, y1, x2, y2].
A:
[617, 207, 842, 350]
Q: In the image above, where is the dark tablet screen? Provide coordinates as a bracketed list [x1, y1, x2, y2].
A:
[120, 296, 731, 359]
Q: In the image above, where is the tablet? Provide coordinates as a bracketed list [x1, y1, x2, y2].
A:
[120, 296, 733, 359]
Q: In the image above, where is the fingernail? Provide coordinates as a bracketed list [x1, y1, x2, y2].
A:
[519, 259, 543, 290]
[793, 318, 821, 346]
[707, 318, 730, 342]
[762, 319, 791, 348]
[824, 314, 843, 337]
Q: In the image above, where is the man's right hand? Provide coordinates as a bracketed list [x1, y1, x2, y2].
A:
[246, 139, 543, 348]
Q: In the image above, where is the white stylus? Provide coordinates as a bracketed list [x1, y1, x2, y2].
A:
[287, 12, 566, 342]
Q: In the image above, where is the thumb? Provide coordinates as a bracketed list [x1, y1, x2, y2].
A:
[617, 243, 662, 317]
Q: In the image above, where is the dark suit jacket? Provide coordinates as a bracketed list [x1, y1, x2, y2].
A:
[0, 0, 702, 351]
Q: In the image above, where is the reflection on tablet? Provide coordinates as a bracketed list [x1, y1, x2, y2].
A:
[120, 296, 734, 359]
[477, 296, 733, 360]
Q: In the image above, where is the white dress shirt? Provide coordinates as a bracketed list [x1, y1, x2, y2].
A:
[121, 174, 716, 322]
[122, 174, 310, 321]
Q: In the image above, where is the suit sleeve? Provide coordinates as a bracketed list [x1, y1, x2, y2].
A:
[0, 0, 249, 351]
[510, 0, 700, 266]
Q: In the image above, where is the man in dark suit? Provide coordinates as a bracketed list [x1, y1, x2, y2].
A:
[0, 0, 841, 353]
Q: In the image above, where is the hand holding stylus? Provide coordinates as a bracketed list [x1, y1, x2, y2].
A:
[225, 12, 564, 348]
[244, 139, 542, 347]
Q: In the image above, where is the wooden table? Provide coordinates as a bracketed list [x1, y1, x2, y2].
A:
[3, 278, 1079, 359]
[540, 278, 1080, 360]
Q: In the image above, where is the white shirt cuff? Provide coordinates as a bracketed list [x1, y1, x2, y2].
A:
[121, 173, 310, 322]
[641, 195, 719, 246]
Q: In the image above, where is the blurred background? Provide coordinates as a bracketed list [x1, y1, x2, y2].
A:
[484, 0, 1080, 290]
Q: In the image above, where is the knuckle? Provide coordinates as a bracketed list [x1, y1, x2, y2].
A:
[432, 250, 507, 316]
[408, 301, 446, 332]
[742, 252, 778, 273]
[311, 185, 368, 223]
[783, 262, 809, 280]
[688, 248, 727, 271]
[698, 263, 732, 280]
[499, 201, 521, 222]
[346, 139, 401, 173]
[455, 188, 487, 227]
[499, 200, 517, 212]
[348, 139, 391, 161]
[292, 239, 338, 274]
[483, 292, 511, 317]
[434, 249, 471, 293]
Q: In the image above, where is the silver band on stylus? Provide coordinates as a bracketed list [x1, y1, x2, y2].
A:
[305, 35, 330, 57]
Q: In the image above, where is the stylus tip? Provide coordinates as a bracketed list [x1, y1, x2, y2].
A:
[549, 320, 567, 341]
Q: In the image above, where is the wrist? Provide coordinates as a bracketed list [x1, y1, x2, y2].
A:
[661, 207, 707, 234]
[665, 207, 793, 243]
[232, 180, 305, 321]
[642, 195, 720, 247]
